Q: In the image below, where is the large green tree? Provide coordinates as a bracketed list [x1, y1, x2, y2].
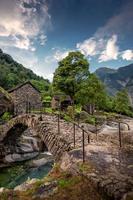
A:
[53, 51, 89, 102]
[76, 74, 107, 113]
[113, 89, 130, 115]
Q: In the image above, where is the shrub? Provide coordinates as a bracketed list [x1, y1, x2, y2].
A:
[1, 112, 11, 122]
[79, 111, 89, 120]
[67, 106, 74, 119]
[84, 117, 95, 125]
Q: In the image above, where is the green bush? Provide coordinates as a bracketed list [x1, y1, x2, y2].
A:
[84, 117, 95, 125]
[1, 112, 11, 122]
[67, 106, 74, 119]
[63, 114, 71, 122]
[79, 111, 90, 120]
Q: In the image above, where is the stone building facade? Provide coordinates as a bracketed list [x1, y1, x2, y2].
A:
[9, 81, 42, 115]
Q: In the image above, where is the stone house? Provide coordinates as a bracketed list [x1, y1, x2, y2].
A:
[9, 81, 42, 115]
[51, 95, 72, 111]
[0, 86, 13, 116]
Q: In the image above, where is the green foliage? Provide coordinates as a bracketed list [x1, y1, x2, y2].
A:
[1, 112, 11, 122]
[75, 104, 82, 113]
[43, 96, 52, 102]
[102, 96, 114, 112]
[53, 51, 89, 100]
[58, 177, 80, 189]
[84, 116, 95, 125]
[63, 114, 71, 122]
[67, 106, 74, 119]
[0, 86, 12, 101]
[113, 89, 130, 115]
[45, 107, 53, 114]
[79, 111, 90, 120]
[76, 73, 106, 110]
[79, 111, 95, 124]
[31, 79, 50, 93]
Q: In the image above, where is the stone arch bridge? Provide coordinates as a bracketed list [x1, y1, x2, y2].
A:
[0, 114, 71, 160]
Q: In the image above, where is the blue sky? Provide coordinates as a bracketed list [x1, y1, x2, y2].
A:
[0, 0, 133, 80]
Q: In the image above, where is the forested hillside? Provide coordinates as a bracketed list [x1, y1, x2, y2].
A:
[0, 49, 50, 92]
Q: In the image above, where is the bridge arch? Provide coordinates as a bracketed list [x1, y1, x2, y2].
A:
[0, 114, 71, 160]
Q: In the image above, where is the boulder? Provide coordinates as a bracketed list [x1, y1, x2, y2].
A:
[4, 152, 39, 163]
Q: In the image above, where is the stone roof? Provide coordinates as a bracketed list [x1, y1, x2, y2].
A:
[8, 81, 41, 93]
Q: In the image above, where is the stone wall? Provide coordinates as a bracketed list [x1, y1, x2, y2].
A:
[9, 83, 42, 114]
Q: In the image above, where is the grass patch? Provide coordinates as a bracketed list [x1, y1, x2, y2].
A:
[78, 162, 95, 173]
[58, 176, 80, 189]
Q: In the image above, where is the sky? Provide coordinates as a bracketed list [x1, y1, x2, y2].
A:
[0, 0, 133, 81]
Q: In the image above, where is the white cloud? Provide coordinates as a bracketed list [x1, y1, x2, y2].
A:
[75, 1, 133, 62]
[0, 0, 51, 50]
[44, 73, 53, 82]
[43, 49, 72, 81]
[121, 50, 133, 61]
[76, 35, 119, 62]
[53, 50, 70, 61]
[99, 35, 119, 62]
[44, 49, 71, 64]
[76, 38, 97, 56]
[39, 34, 47, 46]
[13, 36, 35, 51]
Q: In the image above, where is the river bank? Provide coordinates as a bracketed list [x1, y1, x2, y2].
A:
[0, 152, 54, 189]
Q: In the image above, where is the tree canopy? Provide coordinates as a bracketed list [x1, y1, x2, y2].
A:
[53, 51, 89, 101]
[76, 73, 107, 110]
[113, 89, 130, 115]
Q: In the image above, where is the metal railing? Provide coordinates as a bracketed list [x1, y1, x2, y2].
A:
[106, 119, 130, 148]
[55, 113, 91, 163]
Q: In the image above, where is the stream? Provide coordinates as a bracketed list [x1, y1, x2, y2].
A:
[0, 152, 54, 189]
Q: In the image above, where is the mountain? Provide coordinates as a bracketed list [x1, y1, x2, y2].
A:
[95, 64, 133, 106]
[0, 49, 50, 91]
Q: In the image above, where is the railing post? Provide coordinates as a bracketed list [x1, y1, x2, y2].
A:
[88, 134, 90, 144]
[82, 129, 85, 163]
[58, 113, 60, 134]
[73, 123, 76, 147]
[40, 106, 43, 121]
[118, 122, 122, 148]
[95, 117, 98, 141]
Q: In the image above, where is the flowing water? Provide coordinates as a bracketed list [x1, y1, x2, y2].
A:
[0, 152, 54, 189]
